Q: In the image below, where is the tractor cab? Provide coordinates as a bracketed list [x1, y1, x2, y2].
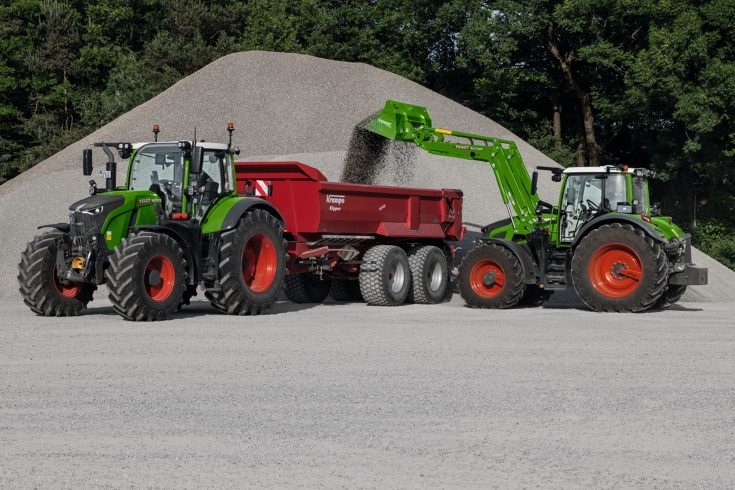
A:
[556, 166, 654, 244]
[126, 141, 236, 221]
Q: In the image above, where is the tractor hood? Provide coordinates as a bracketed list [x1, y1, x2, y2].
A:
[69, 194, 125, 214]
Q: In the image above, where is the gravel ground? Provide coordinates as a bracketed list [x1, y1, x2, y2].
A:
[1, 295, 734, 489]
[0, 51, 728, 303]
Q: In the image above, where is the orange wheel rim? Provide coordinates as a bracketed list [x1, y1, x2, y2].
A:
[53, 266, 82, 299]
[144, 254, 176, 302]
[469, 259, 505, 298]
[242, 233, 277, 293]
[588, 242, 643, 298]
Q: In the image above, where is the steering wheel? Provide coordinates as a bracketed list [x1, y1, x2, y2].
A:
[586, 199, 599, 211]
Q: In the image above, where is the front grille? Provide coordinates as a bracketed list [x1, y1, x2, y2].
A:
[71, 211, 107, 238]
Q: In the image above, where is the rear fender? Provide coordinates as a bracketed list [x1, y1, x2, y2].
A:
[128, 225, 199, 284]
[570, 214, 665, 249]
[488, 238, 539, 285]
[221, 198, 285, 232]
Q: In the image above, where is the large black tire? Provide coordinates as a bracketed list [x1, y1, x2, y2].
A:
[457, 244, 524, 309]
[178, 284, 199, 310]
[214, 209, 288, 315]
[406, 245, 448, 304]
[18, 231, 96, 316]
[329, 279, 363, 302]
[107, 232, 187, 321]
[653, 284, 687, 309]
[517, 285, 553, 307]
[284, 273, 331, 303]
[359, 245, 411, 306]
[571, 223, 668, 312]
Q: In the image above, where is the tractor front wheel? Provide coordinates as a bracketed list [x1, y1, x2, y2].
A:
[18, 231, 96, 316]
[571, 223, 667, 312]
[653, 284, 687, 309]
[214, 209, 288, 315]
[458, 244, 524, 309]
[107, 232, 187, 321]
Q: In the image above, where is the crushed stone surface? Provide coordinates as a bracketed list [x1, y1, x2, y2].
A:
[1, 297, 734, 488]
[0, 51, 729, 303]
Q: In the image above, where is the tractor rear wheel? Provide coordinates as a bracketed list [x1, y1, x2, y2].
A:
[107, 232, 187, 321]
[329, 279, 363, 302]
[359, 245, 411, 306]
[406, 245, 448, 304]
[653, 284, 687, 309]
[458, 244, 524, 309]
[571, 223, 667, 312]
[214, 209, 288, 315]
[284, 273, 331, 303]
[18, 231, 96, 316]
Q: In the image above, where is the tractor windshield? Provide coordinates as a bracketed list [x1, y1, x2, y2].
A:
[129, 143, 185, 216]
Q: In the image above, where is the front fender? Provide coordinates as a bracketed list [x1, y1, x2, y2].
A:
[488, 238, 539, 284]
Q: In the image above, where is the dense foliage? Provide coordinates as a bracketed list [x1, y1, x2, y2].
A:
[2, 0, 735, 266]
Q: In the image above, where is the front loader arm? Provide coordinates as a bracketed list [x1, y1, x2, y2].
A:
[361, 100, 539, 236]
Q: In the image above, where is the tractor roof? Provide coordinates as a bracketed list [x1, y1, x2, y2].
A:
[131, 141, 231, 151]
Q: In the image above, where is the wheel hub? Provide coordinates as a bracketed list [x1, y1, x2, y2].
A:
[482, 271, 497, 287]
[611, 262, 627, 280]
[147, 269, 161, 287]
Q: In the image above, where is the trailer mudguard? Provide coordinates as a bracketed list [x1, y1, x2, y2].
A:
[38, 223, 71, 232]
[570, 214, 666, 249]
[221, 197, 285, 232]
[488, 238, 539, 284]
[128, 224, 200, 284]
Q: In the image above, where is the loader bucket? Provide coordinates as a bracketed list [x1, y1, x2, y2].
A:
[359, 100, 433, 142]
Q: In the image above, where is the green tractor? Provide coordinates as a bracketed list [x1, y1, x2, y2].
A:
[18, 124, 288, 320]
[363, 101, 708, 312]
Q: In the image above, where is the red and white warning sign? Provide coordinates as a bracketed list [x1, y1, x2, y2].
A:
[253, 180, 269, 196]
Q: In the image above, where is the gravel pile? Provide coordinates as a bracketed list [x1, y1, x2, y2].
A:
[0, 51, 729, 302]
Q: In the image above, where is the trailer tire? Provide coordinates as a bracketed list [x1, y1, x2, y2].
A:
[107, 232, 187, 321]
[18, 231, 96, 316]
[571, 223, 667, 312]
[329, 279, 363, 302]
[216, 209, 288, 315]
[652, 284, 687, 309]
[359, 245, 410, 306]
[406, 245, 448, 304]
[458, 244, 524, 309]
[284, 273, 331, 303]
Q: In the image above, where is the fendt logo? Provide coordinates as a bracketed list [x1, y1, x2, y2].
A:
[326, 195, 345, 205]
[454, 145, 483, 151]
[378, 119, 392, 128]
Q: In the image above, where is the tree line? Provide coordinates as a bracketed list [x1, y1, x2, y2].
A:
[1, 0, 734, 268]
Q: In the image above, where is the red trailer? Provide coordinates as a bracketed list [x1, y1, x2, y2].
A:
[235, 161, 465, 306]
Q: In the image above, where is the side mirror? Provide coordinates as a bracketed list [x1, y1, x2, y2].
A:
[531, 171, 538, 196]
[190, 146, 204, 175]
[552, 174, 562, 182]
[82, 149, 93, 175]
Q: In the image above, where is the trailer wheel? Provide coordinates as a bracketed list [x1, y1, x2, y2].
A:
[107, 232, 187, 321]
[18, 231, 96, 316]
[359, 245, 411, 306]
[458, 244, 524, 308]
[284, 273, 332, 303]
[216, 209, 288, 315]
[652, 284, 687, 309]
[406, 245, 448, 304]
[571, 223, 667, 312]
[517, 285, 553, 307]
[329, 279, 363, 302]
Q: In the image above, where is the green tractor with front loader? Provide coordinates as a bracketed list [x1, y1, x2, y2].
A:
[18, 124, 288, 320]
[363, 101, 708, 312]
